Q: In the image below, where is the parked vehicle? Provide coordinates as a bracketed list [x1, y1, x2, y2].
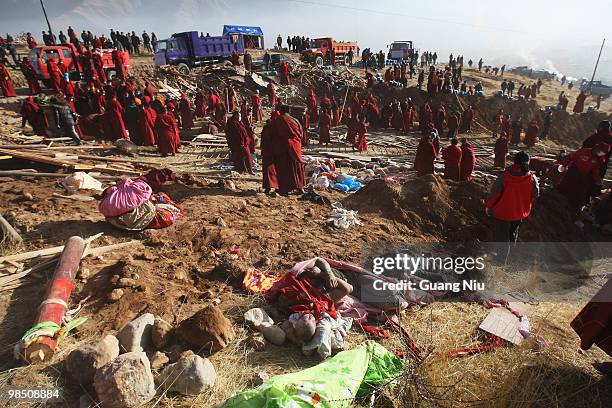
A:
[154, 31, 245, 74]
[579, 79, 612, 99]
[28, 44, 130, 83]
[387, 41, 414, 61]
[251, 53, 294, 72]
[300, 37, 358, 67]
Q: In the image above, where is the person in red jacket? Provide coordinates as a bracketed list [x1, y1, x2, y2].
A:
[414, 133, 437, 176]
[558, 143, 610, 219]
[92, 52, 107, 84]
[154, 105, 180, 156]
[485, 151, 539, 261]
[459, 138, 475, 181]
[442, 138, 462, 181]
[524, 120, 540, 148]
[494, 132, 509, 169]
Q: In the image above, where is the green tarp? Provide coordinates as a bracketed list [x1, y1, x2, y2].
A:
[222, 341, 404, 408]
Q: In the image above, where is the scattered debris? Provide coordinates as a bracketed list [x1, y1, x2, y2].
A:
[325, 203, 362, 229]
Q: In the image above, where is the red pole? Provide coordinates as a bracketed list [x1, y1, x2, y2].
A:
[23, 236, 85, 363]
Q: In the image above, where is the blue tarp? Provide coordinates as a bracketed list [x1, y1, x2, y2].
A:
[222, 25, 264, 36]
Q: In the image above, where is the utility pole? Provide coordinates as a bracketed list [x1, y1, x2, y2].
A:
[39, 0, 54, 40]
[589, 38, 605, 89]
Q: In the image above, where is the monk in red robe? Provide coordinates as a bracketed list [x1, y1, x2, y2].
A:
[355, 116, 367, 152]
[318, 108, 331, 145]
[21, 57, 41, 95]
[402, 105, 414, 133]
[194, 90, 207, 117]
[61, 75, 75, 99]
[225, 111, 253, 173]
[0, 63, 17, 97]
[267, 82, 277, 107]
[573, 91, 587, 114]
[154, 106, 180, 156]
[582, 120, 612, 178]
[20, 97, 47, 135]
[446, 112, 460, 140]
[144, 82, 156, 100]
[524, 120, 539, 148]
[494, 133, 509, 168]
[225, 84, 236, 112]
[346, 116, 358, 148]
[442, 138, 462, 181]
[272, 105, 305, 195]
[214, 101, 227, 130]
[92, 52, 107, 84]
[111, 50, 126, 80]
[501, 114, 511, 136]
[46, 57, 62, 93]
[178, 93, 194, 130]
[459, 106, 474, 133]
[261, 112, 279, 192]
[135, 96, 157, 146]
[308, 89, 319, 123]
[510, 118, 522, 145]
[103, 89, 128, 141]
[459, 138, 475, 181]
[414, 134, 437, 176]
[279, 62, 291, 85]
[252, 91, 263, 123]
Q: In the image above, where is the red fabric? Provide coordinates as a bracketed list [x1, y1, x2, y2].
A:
[460, 107, 474, 133]
[267, 83, 277, 106]
[134, 105, 157, 146]
[265, 273, 337, 320]
[346, 117, 357, 145]
[486, 166, 536, 221]
[308, 90, 319, 123]
[20, 97, 48, 135]
[226, 85, 235, 112]
[252, 95, 262, 122]
[261, 120, 278, 190]
[447, 113, 459, 131]
[571, 277, 612, 356]
[103, 97, 128, 140]
[530, 84, 537, 98]
[92, 53, 107, 83]
[61, 76, 75, 99]
[178, 95, 194, 130]
[402, 107, 413, 132]
[0, 64, 16, 97]
[318, 112, 331, 144]
[494, 135, 509, 168]
[272, 113, 305, 194]
[562, 148, 604, 182]
[460, 141, 475, 181]
[524, 122, 539, 148]
[194, 91, 207, 117]
[146, 192, 184, 229]
[442, 145, 462, 181]
[111, 50, 126, 79]
[415, 137, 436, 176]
[154, 111, 180, 155]
[22, 59, 41, 94]
[573, 92, 586, 113]
[279, 63, 291, 85]
[46, 58, 62, 93]
[79, 53, 97, 84]
[355, 121, 367, 152]
[225, 117, 253, 172]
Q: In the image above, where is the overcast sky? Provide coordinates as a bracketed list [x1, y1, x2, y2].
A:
[2, 0, 611, 81]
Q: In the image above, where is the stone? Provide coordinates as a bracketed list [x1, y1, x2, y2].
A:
[117, 313, 155, 353]
[157, 354, 216, 395]
[108, 288, 124, 302]
[79, 394, 95, 408]
[214, 216, 227, 227]
[93, 352, 155, 408]
[260, 324, 286, 346]
[22, 192, 33, 201]
[117, 277, 138, 288]
[79, 267, 91, 280]
[211, 298, 221, 306]
[176, 306, 235, 353]
[65, 335, 120, 384]
[150, 351, 170, 370]
[151, 317, 172, 350]
[253, 371, 269, 386]
[167, 344, 183, 363]
[248, 333, 267, 351]
[243, 308, 274, 329]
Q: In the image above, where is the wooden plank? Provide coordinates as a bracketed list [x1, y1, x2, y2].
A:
[0, 233, 104, 264]
[0, 214, 23, 244]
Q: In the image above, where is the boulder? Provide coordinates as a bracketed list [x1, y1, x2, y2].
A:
[108, 288, 124, 302]
[243, 308, 274, 329]
[151, 317, 172, 349]
[93, 352, 155, 408]
[65, 335, 119, 384]
[157, 354, 216, 395]
[176, 306, 235, 353]
[117, 313, 154, 353]
[150, 351, 170, 370]
[260, 324, 286, 346]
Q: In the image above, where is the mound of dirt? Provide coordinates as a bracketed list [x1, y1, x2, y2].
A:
[344, 175, 589, 242]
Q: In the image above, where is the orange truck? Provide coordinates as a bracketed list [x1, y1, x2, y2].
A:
[27, 44, 130, 85]
[301, 37, 358, 67]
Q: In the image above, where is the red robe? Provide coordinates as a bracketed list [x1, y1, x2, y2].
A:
[225, 85, 236, 112]
[346, 117, 358, 146]
[459, 142, 475, 181]
[79, 53, 97, 84]
[225, 117, 253, 172]
[134, 106, 157, 146]
[0, 65, 16, 97]
[272, 113, 305, 194]
[261, 121, 278, 190]
[154, 111, 180, 155]
[111, 50, 126, 80]
[414, 138, 436, 176]
[524, 122, 539, 148]
[308, 90, 319, 123]
[194, 91, 207, 117]
[267, 83, 277, 106]
[318, 112, 331, 144]
[92, 53, 107, 83]
[21, 97, 47, 135]
[494, 136, 509, 168]
[460, 108, 474, 133]
[103, 97, 128, 141]
[252, 95, 262, 122]
[22, 60, 41, 94]
[279, 63, 291, 85]
[355, 121, 367, 152]
[573, 93, 587, 113]
[559, 148, 604, 213]
[179, 95, 194, 130]
[46, 59, 62, 93]
[402, 108, 413, 132]
[442, 145, 462, 181]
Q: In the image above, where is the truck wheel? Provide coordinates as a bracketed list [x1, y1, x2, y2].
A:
[338, 55, 347, 65]
[315, 56, 324, 68]
[177, 63, 190, 75]
[106, 70, 117, 81]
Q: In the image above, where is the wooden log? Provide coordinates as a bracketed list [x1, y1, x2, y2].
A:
[0, 170, 118, 180]
[0, 233, 103, 264]
[0, 213, 22, 244]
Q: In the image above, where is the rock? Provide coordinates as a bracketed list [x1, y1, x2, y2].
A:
[108, 288, 124, 302]
[79, 267, 91, 280]
[214, 216, 227, 227]
[79, 394, 95, 408]
[117, 277, 138, 288]
[22, 192, 33, 201]
[248, 333, 267, 351]
[93, 352, 155, 408]
[157, 354, 216, 395]
[117, 313, 155, 353]
[211, 298, 221, 306]
[151, 317, 172, 350]
[305, 208, 315, 217]
[180, 349, 195, 359]
[176, 306, 235, 353]
[243, 308, 274, 329]
[260, 324, 286, 346]
[65, 335, 120, 384]
[150, 351, 170, 370]
[167, 344, 183, 363]
[253, 371, 269, 386]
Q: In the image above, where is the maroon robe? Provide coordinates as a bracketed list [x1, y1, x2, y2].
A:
[0, 64, 16, 97]
[179, 95, 194, 130]
[225, 117, 253, 172]
[20, 97, 47, 135]
[524, 122, 539, 148]
[154, 110, 180, 155]
[356, 121, 367, 152]
[103, 97, 128, 140]
[194, 91, 207, 117]
[135, 105, 157, 146]
[414, 137, 436, 176]
[494, 135, 509, 168]
[261, 120, 278, 189]
[460, 141, 475, 181]
[318, 112, 331, 144]
[22, 59, 41, 94]
[442, 145, 462, 181]
[111, 50, 126, 80]
[46, 58, 62, 93]
[92, 53, 107, 83]
[272, 113, 305, 194]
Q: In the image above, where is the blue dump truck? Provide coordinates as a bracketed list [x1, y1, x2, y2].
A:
[154, 31, 246, 74]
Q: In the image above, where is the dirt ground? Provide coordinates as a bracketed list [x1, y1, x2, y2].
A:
[0, 51, 611, 408]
